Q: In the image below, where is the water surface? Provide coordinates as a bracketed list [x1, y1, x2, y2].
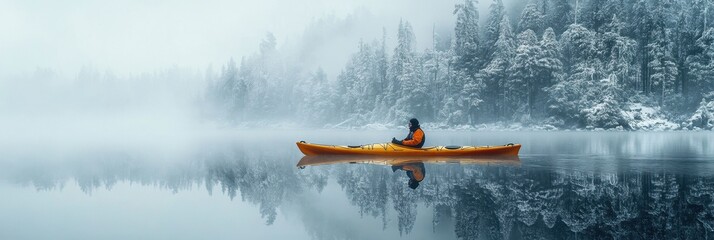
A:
[1, 131, 713, 239]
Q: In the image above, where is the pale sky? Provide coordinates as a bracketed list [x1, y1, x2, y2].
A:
[0, 0, 501, 77]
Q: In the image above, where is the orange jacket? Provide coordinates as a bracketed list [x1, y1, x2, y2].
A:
[402, 128, 425, 147]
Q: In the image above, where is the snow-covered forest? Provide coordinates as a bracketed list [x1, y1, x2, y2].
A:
[207, 0, 714, 130]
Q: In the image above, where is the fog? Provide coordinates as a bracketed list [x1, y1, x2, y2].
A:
[0, 0, 529, 149]
[0, 0, 511, 75]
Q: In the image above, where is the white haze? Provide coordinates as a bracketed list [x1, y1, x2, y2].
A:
[0, 0, 522, 151]
[0, 0, 504, 74]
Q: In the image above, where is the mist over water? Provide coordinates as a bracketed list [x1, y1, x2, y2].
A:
[1, 131, 713, 239]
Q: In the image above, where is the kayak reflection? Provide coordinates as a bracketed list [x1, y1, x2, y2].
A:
[297, 155, 520, 189]
[297, 155, 520, 168]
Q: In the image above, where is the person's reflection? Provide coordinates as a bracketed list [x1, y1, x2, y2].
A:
[391, 162, 426, 189]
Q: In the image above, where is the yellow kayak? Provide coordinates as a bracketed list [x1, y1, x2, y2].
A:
[296, 141, 521, 157]
[297, 155, 520, 168]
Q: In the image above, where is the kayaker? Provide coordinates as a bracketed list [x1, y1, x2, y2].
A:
[391, 118, 425, 148]
[392, 162, 425, 189]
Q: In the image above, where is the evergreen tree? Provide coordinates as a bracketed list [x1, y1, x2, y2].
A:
[423, 45, 452, 121]
[582, 77, 627, 129]
[376, 29, 389, 97]
[387, 20, 421, 122]
[233, 58, 249, 116]
[483, 16, 516, 120]
[304, 68, 335, 124]
[484, 0, 506, 63]
[647, 0, 678, 105]
[454, 0, 481, 73]
[518, 3, 545, 35]
[560, 24, 598, 74]
[218, 58, 244, 119]
[685, 97, 714, 129]
[335, 40, 389, 124]
[535, 28, 563, 117]
[507, 30, 541, 119]
[549, 24, 612, 128]
[630, 0, 654, 94]
[546, 0, 573, 34]
[581, 0, 623, 32]
[460, 73, 485, 124]
[671, 2, 692, 108]
[602, 14, 637, 90]
[452, 0, 484, 124]
[686, 28, 714, 105]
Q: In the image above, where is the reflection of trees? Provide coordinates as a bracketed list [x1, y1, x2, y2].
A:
[9, 152, 714, 238]
[645, 173, 679, 239]
[331, 163, 714, 238]
[687, 178, 714, 236]
[391, 174, 418, 235]
[336, 165, 389, 223]
[1, 148, 308, 226]
[205, 151, 302, 225]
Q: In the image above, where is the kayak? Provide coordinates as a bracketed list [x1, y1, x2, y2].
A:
[297, 155, 520, 168]
[296, 141, 521, 157]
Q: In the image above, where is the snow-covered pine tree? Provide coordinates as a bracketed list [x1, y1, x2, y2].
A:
[233, 58, 250, 117]
[647, 29, 678, 106]
[674, 0, 711, 111]
[304, 68, 336, 124]
[460, 73, 485, 124]
[451, 0, 484, 124]
[375, 29, 389, 100]
[546, 0, 573, 35]
[581, 0, 623, 32]
[355, 41, 378, 113]
[335, 40, 384, 124]
[518, 3, 545, 35]
[387, 20, 421, 123]
[454, 0, 481, 73]
[560, 24, 597, 74]
[507, 29, 541, 119]
[671, 2, 695, 110]
[368, 29, 391, 122]
[582, 76, 627, 129]
[483, 0, 505, 64]
[218, 58, 242, 118]
[423, 36, 452, 122]
[483, 16, 516, 120]
[630, 0, 654, 94]
[602, 14, 638, 90]
[687, 28, 714, 107]
[685, 97, 714, 129]
[547, 24, 602, 127]
[243, 32, 286, 119]
[648, 0, 679, 107]
[535, 28, 563, 117]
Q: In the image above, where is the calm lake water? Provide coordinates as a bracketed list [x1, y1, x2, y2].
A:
[1, 130, 713, 239]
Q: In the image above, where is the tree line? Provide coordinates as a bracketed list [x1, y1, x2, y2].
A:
[208, 0, 714, 129]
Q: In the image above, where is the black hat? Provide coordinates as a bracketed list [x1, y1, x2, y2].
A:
[409, 118, 419, 126]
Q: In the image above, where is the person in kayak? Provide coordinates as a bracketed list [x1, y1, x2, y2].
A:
[392, 162, 425, 189]
[391, 118, 426, 148]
